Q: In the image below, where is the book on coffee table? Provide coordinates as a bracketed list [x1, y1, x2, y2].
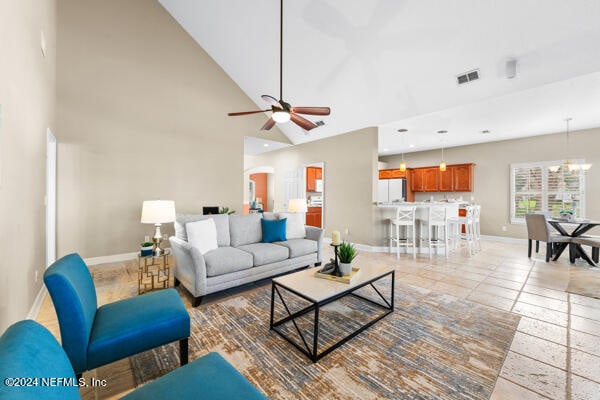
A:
[314, 267, 361, 284]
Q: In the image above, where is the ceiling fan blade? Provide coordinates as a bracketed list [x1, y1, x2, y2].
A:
[228, 109, 270, 116]
[261, 95, 283, 109]
[290, 106, 331, 116]
[261, 117, 276, 131]
[290, 113, 318, 131]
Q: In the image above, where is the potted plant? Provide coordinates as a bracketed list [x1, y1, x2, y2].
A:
[140, 242, 154, 257]
[337, 241, 357, 276]
[219, 207, 236, 215]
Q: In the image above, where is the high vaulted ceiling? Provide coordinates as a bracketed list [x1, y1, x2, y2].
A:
[159, 0, 600, 155]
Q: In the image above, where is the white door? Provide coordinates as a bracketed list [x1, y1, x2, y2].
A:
[377, 180, 389, 203]
[46, 129, 57, 266]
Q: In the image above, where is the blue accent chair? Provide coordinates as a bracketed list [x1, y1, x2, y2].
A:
[44, 253, 190, 376]
[0, 320, 267, 400]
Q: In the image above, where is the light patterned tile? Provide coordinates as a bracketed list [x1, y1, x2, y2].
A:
[467, 291, 514, 311]
[512, 302, 568, 327]
[517, 317, 567, 346]
[571, 303, 600, 322]
[500, 352, 566, 399]
[483, 276, 524, 291]
[571, 349, 600, 382]
[571, 374, 600, 400]
[490, 377, 549, 400]
[570, 329, 600, 357]
[526, 277, 568, 291]
[429, 281, 471, 298]
[522, 284, 568, 301]
[475, 283, 520, 300]
[571, 315, 600, 337]
[509, 332, 567, 370]
[570, 294, 600, 309]
[517, 292, 568, 313]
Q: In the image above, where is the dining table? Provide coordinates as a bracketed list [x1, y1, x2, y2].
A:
[547, 218, 600, 266]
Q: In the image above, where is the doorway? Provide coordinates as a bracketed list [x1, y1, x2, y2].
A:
[45, 129, 57, 266]
[305, 162, 324, 228]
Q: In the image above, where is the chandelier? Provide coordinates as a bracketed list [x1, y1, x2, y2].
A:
[548, 118, 591, 173]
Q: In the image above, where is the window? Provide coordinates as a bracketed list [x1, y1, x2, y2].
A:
[510, 160, 586, 223]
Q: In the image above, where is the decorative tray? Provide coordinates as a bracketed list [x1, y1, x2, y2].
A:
[315, 267, 361, 284]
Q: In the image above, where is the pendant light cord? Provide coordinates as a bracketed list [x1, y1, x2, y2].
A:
[280, 0, 283, 100]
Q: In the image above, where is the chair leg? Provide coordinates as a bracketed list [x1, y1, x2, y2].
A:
[179, 338, 189, 365]
[528, 239, 532, 258]
[536, 241, 540, 253]
[592, 247, 599, 263]
[315, 262, 322, 267]
[192, 296, 203, 307]
[174, 277, 181, 287]
[546, 243, 552, 262]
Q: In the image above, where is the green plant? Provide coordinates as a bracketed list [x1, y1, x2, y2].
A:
[140, 242, 154, 247]
[337, 241, 357, 264]
[219, 207, 236, 215]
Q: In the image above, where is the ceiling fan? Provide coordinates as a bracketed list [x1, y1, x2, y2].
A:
[227, 0, 331, 131]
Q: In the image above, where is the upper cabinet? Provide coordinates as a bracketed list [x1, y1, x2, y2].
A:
[379, 169, 407, 179]
[408, 163, 475, 192]
[306, 167, 322, 192]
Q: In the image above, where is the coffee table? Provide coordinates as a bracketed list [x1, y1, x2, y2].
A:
[269, 265, 394, 362]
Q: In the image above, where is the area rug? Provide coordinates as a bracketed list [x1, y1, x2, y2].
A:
[567, 265, 600, 299]
[131, 280, 519, 399]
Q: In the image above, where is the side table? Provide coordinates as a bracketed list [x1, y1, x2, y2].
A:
[138, 253, 171, 295]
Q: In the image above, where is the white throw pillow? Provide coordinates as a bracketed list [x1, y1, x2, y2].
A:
[186, 219, 218, 255]
[278, 212, 305, 239]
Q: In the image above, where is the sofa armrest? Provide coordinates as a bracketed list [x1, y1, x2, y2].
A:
[305, 226, 324, 263]
[169, 237, 208, 297]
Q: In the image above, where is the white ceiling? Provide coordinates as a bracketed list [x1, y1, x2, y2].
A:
[159, 0, 600, 155]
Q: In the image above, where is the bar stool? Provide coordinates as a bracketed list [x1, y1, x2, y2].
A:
[445, 203, 461, 251]
[473, 205, 482, 251]
[389, 206, 417, 259]
[457, 205, 476, 255]
[427, 205, 449, 259]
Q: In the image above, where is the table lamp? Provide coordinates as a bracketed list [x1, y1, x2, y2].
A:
[288, 198, 308, 213]
[141, 200, 176, 256]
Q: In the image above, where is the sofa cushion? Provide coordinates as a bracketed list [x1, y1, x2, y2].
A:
[262, 212, 278, 220]
[175, 214, 230, 247]
[278, 212, 305, 239]
[274, 238, 318, 258]
[236, 243, 290, 267]
[204, 247, 253, 277]
[261, 218, 287, 243]
[186, 219, 218, 255]
[229, 214, 263, 247]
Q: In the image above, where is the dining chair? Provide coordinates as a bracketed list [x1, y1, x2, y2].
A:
[44, 253, 190, 377]
[525, 214, 571, 262]
[389, 206, 417, 259]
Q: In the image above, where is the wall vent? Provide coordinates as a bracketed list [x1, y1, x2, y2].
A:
[456, 69, 480, 85]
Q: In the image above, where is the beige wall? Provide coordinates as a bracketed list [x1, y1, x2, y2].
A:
[0, 1, 57, 332]
[381, 129, 600, 239]
[56, 0, 288, 258]
[247, 127, 381, 246]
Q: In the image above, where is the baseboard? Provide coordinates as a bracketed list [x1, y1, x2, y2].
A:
[27, 286, 47, 320]
[84, 252, 139, 266]
[481, 235, 526, 244]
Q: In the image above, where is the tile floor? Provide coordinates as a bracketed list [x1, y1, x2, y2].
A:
[36, 239, 600, 399]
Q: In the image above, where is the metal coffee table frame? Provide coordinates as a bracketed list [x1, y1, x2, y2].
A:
[269, 270, 394, 362]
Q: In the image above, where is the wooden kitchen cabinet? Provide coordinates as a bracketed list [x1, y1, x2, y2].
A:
[438, 168, 454, 192]
[306, 206, 322, 228]
[378, 169, 407, 179]
[306, 167, 322, 192]
[422, 167, 439, 192]
[453, 163, 474, 192]
[409, 163, 474, 192]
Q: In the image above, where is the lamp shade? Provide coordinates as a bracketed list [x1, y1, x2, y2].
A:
[140, 200, 176, 224]
[288, 198, 308, 213]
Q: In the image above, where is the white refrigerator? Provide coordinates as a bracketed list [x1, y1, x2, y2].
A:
[378, 179, 406, 203]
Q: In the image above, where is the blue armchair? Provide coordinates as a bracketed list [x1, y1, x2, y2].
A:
[44, 253, 190, 376]
[0, 320, 267, 400]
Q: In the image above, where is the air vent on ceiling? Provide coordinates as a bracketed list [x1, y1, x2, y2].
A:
[315, 120, 325, 127]
[456, 69, 480, 85]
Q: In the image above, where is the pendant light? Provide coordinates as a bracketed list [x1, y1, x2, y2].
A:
[398, 129, 408, 171]
[549, 118, 592, 173]
[438, 130, 447, 171]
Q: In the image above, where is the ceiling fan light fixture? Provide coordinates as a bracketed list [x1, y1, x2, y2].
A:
[272, 110, 291, 123]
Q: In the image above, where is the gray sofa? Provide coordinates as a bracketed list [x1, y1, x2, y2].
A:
[170, 213, 323, 306]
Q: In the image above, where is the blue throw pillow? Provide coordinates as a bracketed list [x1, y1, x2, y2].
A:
[261, 218, 287, 243]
